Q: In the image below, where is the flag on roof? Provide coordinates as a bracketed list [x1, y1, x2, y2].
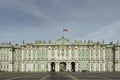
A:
[63, 29, 68, 32]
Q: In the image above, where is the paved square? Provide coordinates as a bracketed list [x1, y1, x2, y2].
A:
[0, 72, 120, 80]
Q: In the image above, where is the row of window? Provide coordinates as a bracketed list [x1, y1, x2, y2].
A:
[0, 48, 10, 52]
[0, 56, 9, 61]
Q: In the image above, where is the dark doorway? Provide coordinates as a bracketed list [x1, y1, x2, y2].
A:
[71, 62, 75, 72]
[60, 62, 66, 72]
[51, 62, 55, 72]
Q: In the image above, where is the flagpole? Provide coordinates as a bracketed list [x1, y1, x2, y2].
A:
[63, 29, 68, 38]
[63, 29, 64, 37]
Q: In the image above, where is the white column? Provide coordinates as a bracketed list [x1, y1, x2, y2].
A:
[0, 64, 1, 71]
[75, 63, 78, 72]
[115, 52, 117, 61]
[21, 63, 24, 72]
[89, 62, 91, 71]
[69, 50, 71, 60]
[30, 50, 33, 60]
[98, 50, 100, 60]
[93, 49, 96, 60]
[69, 63, 71, 72]
[103, 62, 105, 71]
[22, 50, 24, 61]
[9, 51, 12, 61]
[60, 50, 62, 59]
[25, 52, 28, 60]
[75, 49, 78, 60]
[98, 62, 100, 72]
[116, 63, 117, 71]
[117, 51, 119, 60]
[118, 63, 120, 71]
[26, 51, 28, 60]
[48, 50, 51, 60]
[30, 63, 33, 72]
[93, 63, 94, 71]
[68, 62, 70, 71]
[55, 50, 57, 60]
[116, 63, 118, 71]
[90, 48, 91, 60]
[115, 63, 117, 71]
[103, 50, 105, 60]
[9, 64, 12, 72]
[115, 51, 117, 61]
[56, 63, 58, 72]
[35, 51, 37, 60]
[66, 63, 69, 71]
[55, 62, 57, 72]
[31, 52, 32, 60]
[64, 50, 66, 60]
[94, 63, 96, 71]
[35, 63, 38, 72]
[117, 63, 118, 71]
[48, 63, 51, 72]
[26, 63, 28, 72]
[57, 63, 59, 72]
[117, 63, 119, 71]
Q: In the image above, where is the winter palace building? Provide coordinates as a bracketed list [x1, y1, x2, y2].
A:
[0, 36, 120, 72]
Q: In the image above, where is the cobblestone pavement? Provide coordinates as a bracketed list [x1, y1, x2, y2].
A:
[0, 72, 120, 80]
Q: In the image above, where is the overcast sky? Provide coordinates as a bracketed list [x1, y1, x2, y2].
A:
[0, 0, 120, 44]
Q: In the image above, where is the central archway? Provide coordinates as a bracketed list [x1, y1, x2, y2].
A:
[59, 62, 66, 72]
[51, 62, 55, 72]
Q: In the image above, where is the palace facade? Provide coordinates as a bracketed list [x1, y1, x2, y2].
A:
[0, 36, 120, 72]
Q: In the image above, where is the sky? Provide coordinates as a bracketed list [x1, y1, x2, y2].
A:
[0, 0, 120, 44]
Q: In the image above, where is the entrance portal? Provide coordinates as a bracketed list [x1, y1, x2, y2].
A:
[71, 62, 75, 72]
[59, 62, 66, 72]
[51, 62, 55, 72]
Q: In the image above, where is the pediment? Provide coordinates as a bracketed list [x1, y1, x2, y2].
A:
[55, 36, 71, 45]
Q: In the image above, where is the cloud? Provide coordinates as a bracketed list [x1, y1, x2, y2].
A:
[0, 0, 58, 26]
[0, 0, 120, 43]
[84, 22, 120, 43]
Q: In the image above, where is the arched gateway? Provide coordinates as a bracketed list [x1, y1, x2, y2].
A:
[71, 62, 75, 72]
[51, 62, 55, 72]
[59, 62, 66, 71]
[49, 62, 77, 72]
